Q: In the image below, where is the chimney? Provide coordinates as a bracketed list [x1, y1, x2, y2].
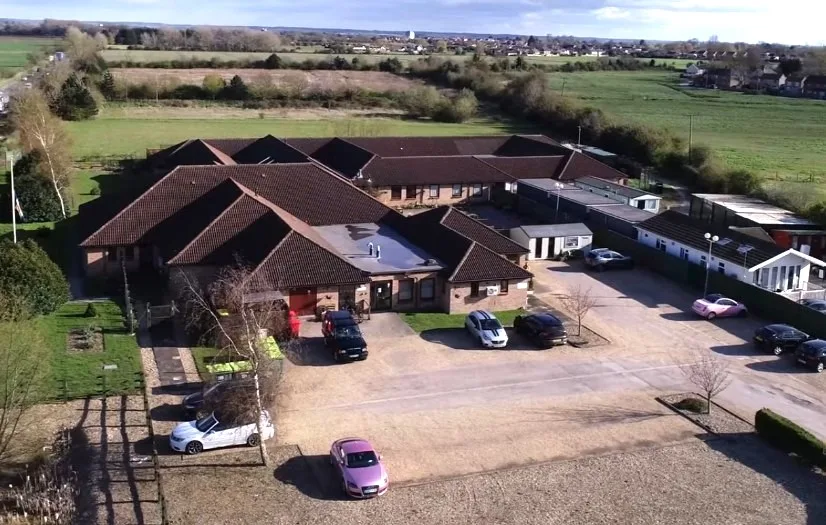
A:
[376, 245, 381, 260]
[801, 244, 811, 255]
[368, 242, 374, 256]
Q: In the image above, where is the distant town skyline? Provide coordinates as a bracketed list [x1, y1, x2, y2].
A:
[2, 0, 824, 45]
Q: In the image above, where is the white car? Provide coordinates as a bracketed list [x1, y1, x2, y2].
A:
[169, 411, 274, 455]
[465, 310, 509, 348]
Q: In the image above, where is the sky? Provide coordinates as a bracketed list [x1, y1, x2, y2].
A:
[1, 0, 824, 45]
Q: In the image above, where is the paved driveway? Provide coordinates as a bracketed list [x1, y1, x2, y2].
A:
[278, 311, 700, 484]
[533, 260, 826, 439]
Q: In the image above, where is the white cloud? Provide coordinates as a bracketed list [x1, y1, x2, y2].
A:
[593, 6, 631, 19]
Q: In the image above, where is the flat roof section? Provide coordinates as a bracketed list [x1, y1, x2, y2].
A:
[313, 223, 445, 275]
[589, 204, 657, 223]
[518, 223, 592, 238]
[518, 179, 578, 192]
[692, 193, 818, 226]
[558, 190, 625, 206]
[575, 176, 658, 200]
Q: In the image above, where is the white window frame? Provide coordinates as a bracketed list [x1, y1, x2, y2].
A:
[564, 236, 578, 249]
[452, 184, 462, 197]
[656, 238, 667, 252]
[471, 184, 483, 197]
[429, 185, 439, 198]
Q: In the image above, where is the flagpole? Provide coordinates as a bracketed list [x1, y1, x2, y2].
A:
[6, 151, 17, 244]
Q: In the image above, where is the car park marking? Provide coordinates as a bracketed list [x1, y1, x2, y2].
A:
[295, 363, 687, 412]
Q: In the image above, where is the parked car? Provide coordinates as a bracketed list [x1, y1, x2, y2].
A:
[465, 310, 508, 348]
[584, 249, 634, 271]
[800, 299, 826, 313]
[753, 324, 810, 355]
[794, 339, 826, 372]
[181, 378, 255, 417]
[691, 294, 747, 319]
[169, 411, 274, 455]
[330, 438, 389, 498]
[513, 313, 567, 348]
[326, 323, 368, 362]
[322, 310, 357, 338]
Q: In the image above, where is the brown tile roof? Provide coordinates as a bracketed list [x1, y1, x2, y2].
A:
[557, 151, 626, 181]
[167, 194, 289, 266]
[81, 164, 394, 248]
[162, 139, 237, 166]
[478, 155, 568, 180]
[284, 137, 335, 156]
[494, 135, 568, 157]
[247, 232, 367, 290]
[346, 136, 507, 157]
[231, 135, 309, 164]
[417, 207, 528, 255]
[450, 243, 533, 283]
[203, 138, 256, 156]
[309, 138, 375, 178]
[361, 156, 513, 186]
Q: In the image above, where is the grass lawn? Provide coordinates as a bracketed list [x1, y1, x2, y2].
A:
[191, 347, 218, 378]
[0, 36, 61, 73]
[37, 300, 142, 400]
[65, 110, 536, 159]
[400, 310, 523, 333]
[543, 70, 826, 180]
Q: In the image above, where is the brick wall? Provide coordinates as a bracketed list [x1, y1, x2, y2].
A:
[446, 280, 529, 314]
[83, 246, 141, 276]
[368, 272, 442, 311]
[373, 183, 492, 207]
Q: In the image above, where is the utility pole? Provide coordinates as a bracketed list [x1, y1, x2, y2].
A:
[5, 151, 20, 244]
[577, 125, 582, 147]
[688, 114, 694, 163]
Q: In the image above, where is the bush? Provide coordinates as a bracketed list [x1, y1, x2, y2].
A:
[755, 408, 826, 468]
[0, 239, 69, 318]
[9, 152, 64, 222]
[402, 86, 445, 119]
[674, 397, 708, 414]
[83, 303, 98, 318]
[52, 74, 98, 121]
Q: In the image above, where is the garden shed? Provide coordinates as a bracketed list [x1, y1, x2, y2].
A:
[510, 223, 593, 260]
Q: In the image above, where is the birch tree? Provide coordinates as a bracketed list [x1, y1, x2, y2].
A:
[177, 264, 287, 466]
[10, 89, 71, 218]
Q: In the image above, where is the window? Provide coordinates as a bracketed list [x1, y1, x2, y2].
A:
[420, 278, 435, 300]
[700, 255, 707, 268]
[398, 279, 414, 303]
[500, 280, 509, 295]
[390, 186, 402, 200]
[679, 247, 689, 260]
[470, 282, 480, 297]
[124, 246, 135, 261]
[656, 238, 667, 252]
[108, 249, 117, 262]
[405, 185, 417, 199]
[452, 184, 463, 197]
[718, 262, 726, 274]
[564, 237, 578, 249]
[645, 200, 658, 210]
[429, 185, 440, 198]
[471, 184, 482, 197]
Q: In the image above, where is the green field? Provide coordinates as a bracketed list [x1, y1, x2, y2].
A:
[545, 70, 826, 179]
[0, 36, 60, 74]
[65, 110, 536, 159]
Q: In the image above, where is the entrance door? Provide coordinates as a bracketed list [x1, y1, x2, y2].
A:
[289, 288, 317, 315]
[532, 238, 543, 260]
[371, 281, 393, 312]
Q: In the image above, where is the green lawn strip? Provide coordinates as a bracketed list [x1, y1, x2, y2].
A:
[37, 300, 142, 399]
[400, 310, 522, 333]
[191, 347, 218, 378]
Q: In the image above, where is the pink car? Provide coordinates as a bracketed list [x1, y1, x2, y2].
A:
[692, 294, 747, 320]
[330, 438, 389, 498]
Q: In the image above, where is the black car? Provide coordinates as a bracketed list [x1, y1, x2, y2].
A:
[182, 378, 254, 417]
[324, 313, 368, 362]
[801, 299, 826, 313]
[753, 324, 810, 355]
[795, 339, 826, 372]
[513, 313, 567, 348]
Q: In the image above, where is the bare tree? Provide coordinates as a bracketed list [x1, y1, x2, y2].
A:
[560, 285, 598, 336]
[681, 350, 732, 414]
[10, 89, 72, 218]
[0, 294, 49, 462]
[176, 264, 289, 466]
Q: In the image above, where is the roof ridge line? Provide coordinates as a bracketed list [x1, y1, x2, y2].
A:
[167, 187, 248, 265]
[448, 240, 477, 282]
[473, 156, 515, 180]
[448, 207, 529, 252]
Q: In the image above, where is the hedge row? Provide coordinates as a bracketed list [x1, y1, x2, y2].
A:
[754, 408, 826, 469]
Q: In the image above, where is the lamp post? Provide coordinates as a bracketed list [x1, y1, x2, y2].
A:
[703, 232, 719, 297]
[554, 182, 564, 223]
[5, 150, 20, 244]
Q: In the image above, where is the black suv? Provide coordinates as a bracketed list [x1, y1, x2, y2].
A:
[181, 378, 254, 417]
[753, 324, 810, 355]
[795, 339, 826, 373]
[323, 310, 368, 362]
[514, 313, 567, 348]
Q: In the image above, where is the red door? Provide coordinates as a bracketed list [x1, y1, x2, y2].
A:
[289, 288, 317, 315]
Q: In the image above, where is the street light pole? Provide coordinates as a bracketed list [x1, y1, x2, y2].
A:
[554, 182, 563, 223]
[703, 232, 719, 297]
[577, 125, 582, 147]
[5, 151, 19, 244]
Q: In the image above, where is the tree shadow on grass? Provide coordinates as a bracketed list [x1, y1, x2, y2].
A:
[704, 434, 826, 525]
